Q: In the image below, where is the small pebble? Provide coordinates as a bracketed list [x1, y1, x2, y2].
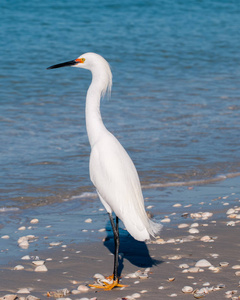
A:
[147, 205, 153, 209]
[195, 259, 212, 268]
[32, 260, 45, 266]
[210, 253, 219, 258]
[71, 290, 81, 295]
[168, 255, 182, 260]
[182, 286, 193, 293]
[190, 223, 199, 228]
[1, 235, 10, 239]
[179, 264, 189, 269]
[0, 295, 17, 300]
[14, 265, 24, 270]
[200, 235, 212, 242]
[188, 267, 201, 273]
[227, 221, 236, 226]
[26, 296, 40, 300]
[35, 265, 48, 272]
[161, 218, 171, 223]
[19, 241, 29, 249]
[178, 223, 189, 229]
[85, 218, 92, 223]
[131, 293, 141, 298]
[49, 242, 61, 246]
[235, 271, 240, 276]
[232, 265, 240, 269]
[18, 226, 26, 231]
[226, 208, 235, 214]
[139, 273, 148, 279]
[168, 277, 175, 282]
[30, 219, 39, 224]
[189, 228, 199, 234]
[17, 288, 30, 294]
[21, 255, 31, 260]
[77, 285, 89, 292]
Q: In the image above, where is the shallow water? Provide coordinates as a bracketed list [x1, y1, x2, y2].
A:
[0, 176, 239, 266]
[1, 0, 240, 210]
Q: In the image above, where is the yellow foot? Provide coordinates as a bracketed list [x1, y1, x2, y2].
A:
[89, 275, 128, 291]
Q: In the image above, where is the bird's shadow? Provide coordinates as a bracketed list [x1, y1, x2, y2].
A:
[103, 218, 163, 277]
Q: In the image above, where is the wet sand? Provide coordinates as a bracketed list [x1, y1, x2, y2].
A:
[0, 177, 240, 300]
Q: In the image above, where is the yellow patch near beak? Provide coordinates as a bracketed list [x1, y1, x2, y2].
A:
[75, 58, 85, 63]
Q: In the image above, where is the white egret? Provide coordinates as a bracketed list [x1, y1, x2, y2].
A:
[47, 53, 162, 290]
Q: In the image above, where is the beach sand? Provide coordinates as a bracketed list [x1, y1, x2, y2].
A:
[0, 177, 240, 300]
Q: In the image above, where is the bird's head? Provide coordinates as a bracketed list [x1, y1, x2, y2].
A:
[47, 52, 112, 98]
[47, 52, 109, 72]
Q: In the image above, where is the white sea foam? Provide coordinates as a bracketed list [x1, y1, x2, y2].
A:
[0, 207, 20, 213]
[65, 192, 97, 201]
[142, 172, 240, 189]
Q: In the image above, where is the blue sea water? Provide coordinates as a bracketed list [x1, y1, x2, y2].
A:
[1, 0, 240, 209]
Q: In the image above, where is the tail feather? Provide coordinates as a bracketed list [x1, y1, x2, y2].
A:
[148, 219, 163, 238]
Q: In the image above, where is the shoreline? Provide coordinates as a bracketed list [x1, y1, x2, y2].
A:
[0, 177, 240, 299]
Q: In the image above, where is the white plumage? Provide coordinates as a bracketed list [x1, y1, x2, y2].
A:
[48, 52, 162, 288]
[80, 53, 162, 241]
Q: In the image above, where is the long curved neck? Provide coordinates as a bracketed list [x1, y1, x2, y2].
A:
[85, 79, 108, 147]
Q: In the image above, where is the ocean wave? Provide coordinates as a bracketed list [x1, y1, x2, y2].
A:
[66, 192, 98, 201]
[142, 172, 240, 189]
[0, 207, 20, 213]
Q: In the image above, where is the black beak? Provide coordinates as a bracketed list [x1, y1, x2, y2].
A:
[47, 60, 78, 70]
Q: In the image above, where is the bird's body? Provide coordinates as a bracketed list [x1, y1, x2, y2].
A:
[90, 130, 154, 241]
[48, 53, 162, 289]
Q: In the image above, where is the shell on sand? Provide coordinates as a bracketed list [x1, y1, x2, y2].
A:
[30, 218, 39, 224]
[190, 223, 199, 228]
[182, 286, 193, 293]
[93, 273, 105, 280]
[161, 218, 171, 223]
[0, 295, 18, 300]
[34, 265, 48, 272]
[19, 240, 29, 249]
[14, 265, 24, 270]
[168, 277, 175, 282]
[200, 235, 212, 242]
[189, 228, 199, 234]
[77, 285, 89, 292]
[188, 267, 201, 273]
[47, 288, 70, 297]
[131, 293, 141, 298]
[32, 260, 45, 266]
[179, 264, 189, 269]
[219, 262, 229, 267]
[26, 296, 40, 300]
[84, 218, 92, 223]
[195, 259, 212, 268]
[17, 288, 30, 294]
[178, 223, 189, 228]
[235, 271, 240, 276]
[232, 265, 240, 269]
[1, 235, 10, 239]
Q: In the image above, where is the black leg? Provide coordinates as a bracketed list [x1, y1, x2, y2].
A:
[108, 213, 120, 281]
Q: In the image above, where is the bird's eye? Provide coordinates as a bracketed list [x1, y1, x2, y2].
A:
[75, 58, 85, 63]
